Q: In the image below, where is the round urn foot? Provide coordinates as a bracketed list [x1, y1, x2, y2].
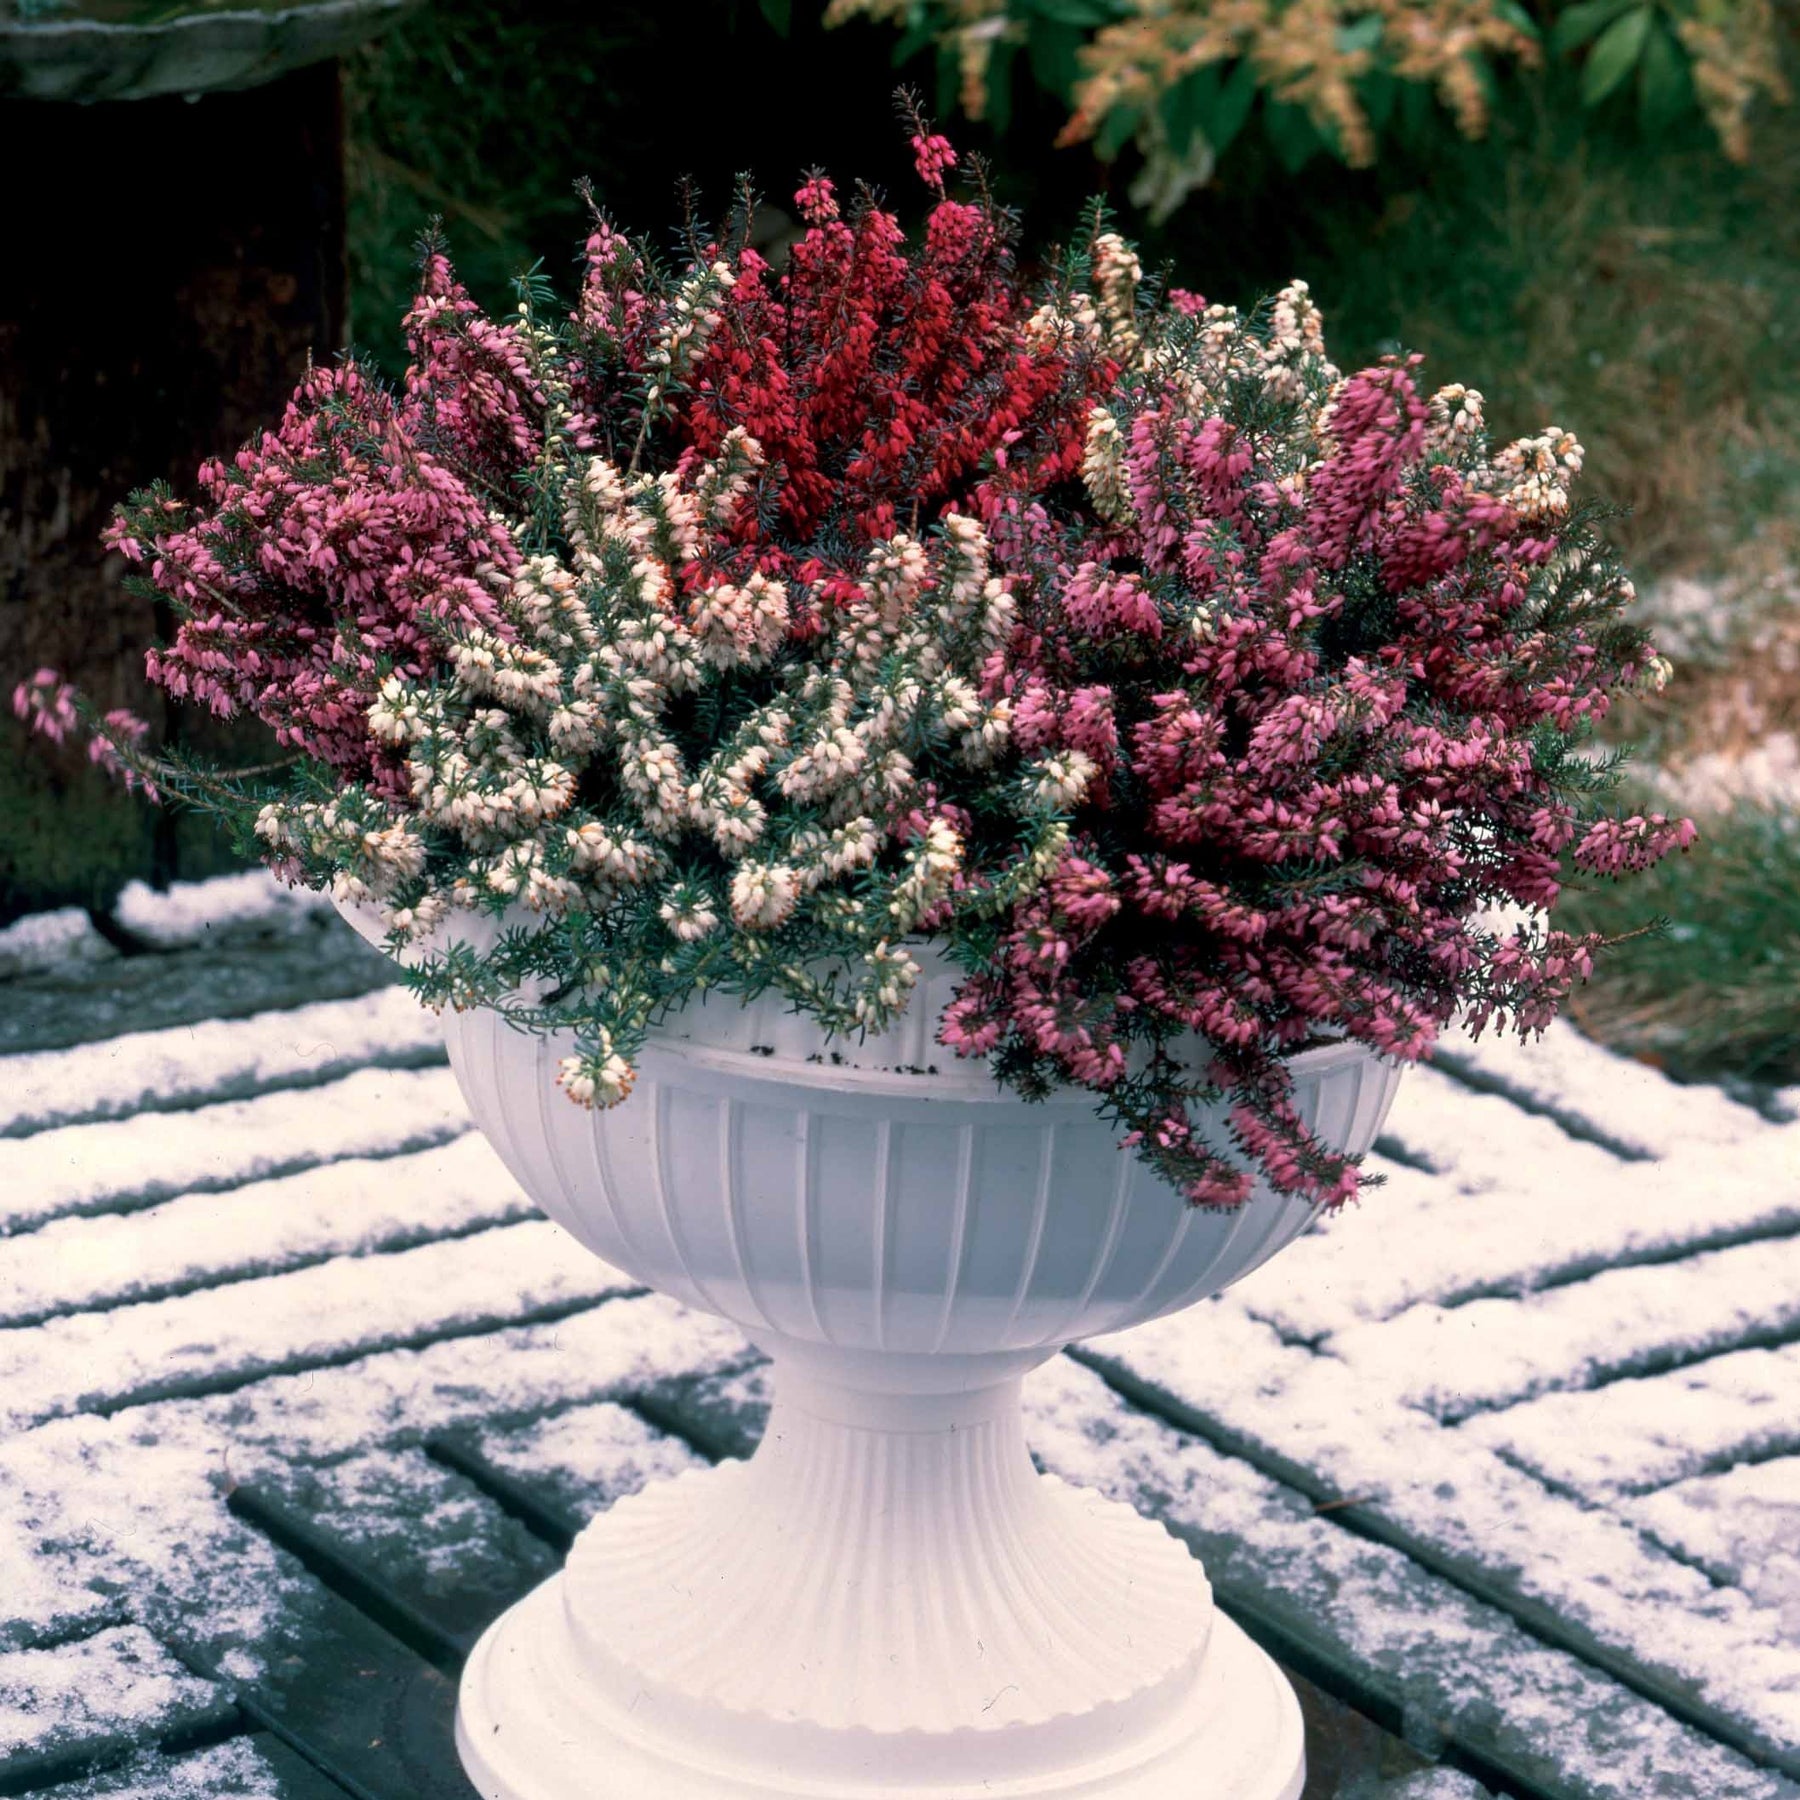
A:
[453, 1367, 1303, 1800]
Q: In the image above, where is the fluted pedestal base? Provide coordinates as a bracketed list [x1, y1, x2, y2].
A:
[454, 1363, 1304, 1800]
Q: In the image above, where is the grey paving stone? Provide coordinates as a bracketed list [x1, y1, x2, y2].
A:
[0, 1625, 235, 1772]
[0, 918, 392, 1058]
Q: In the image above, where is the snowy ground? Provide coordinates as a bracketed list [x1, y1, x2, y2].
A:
[0, 872, 1796, 1799]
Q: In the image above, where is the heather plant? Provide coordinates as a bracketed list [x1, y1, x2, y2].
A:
[943, 261, 1694, 1203]
[16, 132, 1693, 1211]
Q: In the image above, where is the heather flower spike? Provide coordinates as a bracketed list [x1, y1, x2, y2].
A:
[32, 130, 1690, 1211]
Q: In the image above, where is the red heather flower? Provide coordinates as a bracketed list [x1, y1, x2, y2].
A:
[568, 160, 1107, 580]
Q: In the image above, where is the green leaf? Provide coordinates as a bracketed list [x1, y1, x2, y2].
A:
[1396, 73, 1436, 142]
[1358, 66, 1397, 131]
[1094, 97, 1143, 160]
[935, 38, 960, 119]
[1492, 0, 1541, 41]
[1159, 63, 1222, 157]
[1014, 0, 1116, 25]
[1210, 58, 1258, 156]
[985, 34, 1019, 134]
[1581, 6, 1652, 106]
[1334, 14, 1383, 55]
[1262, 98, 1322, 172]
[1637, 15, 1692, 131]
[757, 0, 791, 35]
[1026, 17, 1085, 98]
[1549, 0, 1639, 56]
[890, 17, 938, 67]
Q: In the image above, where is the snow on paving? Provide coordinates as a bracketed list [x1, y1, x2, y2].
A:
[0, 909, 114, 980]
[0, 1066, 470, 1234]
[1633, 1458, 1800, 1628]
[1, 871, 1796, 1797]
[0, 986, 445, 1139]
[473, 1399, 706, 1521]
[0, 1219, 635, 1434]
[1088, 1299, 1800, 1762]
[110, 871, 332, 949]
[1325, 1231, 1800, 1418]
[0, 1136, 533, 1327]
[1463, 1343, 1800, 1499]
[0, 1296, 750, 1668]
[1026, 1357, 1796, 1800]
[0, 1626, 223, 1758]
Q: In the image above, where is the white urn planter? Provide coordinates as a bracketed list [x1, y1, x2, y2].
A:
[337, 902, 1402, 1800]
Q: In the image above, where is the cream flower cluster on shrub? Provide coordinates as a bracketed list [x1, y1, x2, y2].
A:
[254, 423, 1049, 1105]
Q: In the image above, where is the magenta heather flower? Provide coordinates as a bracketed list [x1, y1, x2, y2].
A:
[943, 279, 1695, 1209]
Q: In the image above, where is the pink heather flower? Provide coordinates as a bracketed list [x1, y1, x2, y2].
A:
[90, 708, 159, 801]
[113, 356, 520, 786]
[948, 298, 1691, 1209]
[13, 668, 77, 744]
[1572, 813, 1699, 877]
[911, 132, 957, 191]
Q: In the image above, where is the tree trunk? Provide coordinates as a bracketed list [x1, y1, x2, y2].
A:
[0, 60, 344, 921]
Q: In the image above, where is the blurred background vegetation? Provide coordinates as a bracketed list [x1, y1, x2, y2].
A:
[5, 0, 1796, 1085]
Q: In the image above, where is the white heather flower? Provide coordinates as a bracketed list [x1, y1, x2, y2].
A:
[558, 1038, 635, 1108]
[1022, 292, 1100, 355]
[1032, 750, 1098, 812]
[330, 870, 376, 908]
[853, 941, 921, 1024]
[359, 822, 428, 892]
[548, 699, 602, 757]
[1082, 407, 1133, 525]
[744, 571, 790, 660]
[887, 817, 963, 930]
[779, 725, 866, 804]
[864, 534, 929, 630]
[566, 822, 660, 887]
[935, 513, 991, 629]
[978, 581, 1016, 653]
[489, 762, 577, 832]
[658, 881, 721, 943]
[692, 426, 765, 524]
[869, 748, 916, 805]
[523, 863, 580, 914]
[1488, 428, 1585, 524]
[960, 697, 1012, 763]
[490, 645, 563, 711]
[730, 861, 801, 931]
[688, 577, 786, 671]
[383, 892, 448, 942]
[1427, 383, 1486, 455]
[367, 677, 421, 746]
[647, 260, 736, 399]
[1092, 232, 1142, 353]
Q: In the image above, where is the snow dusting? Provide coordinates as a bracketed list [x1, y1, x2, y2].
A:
[0, 1626, 221, 1757]
[0, 986, 444, 1139]
[111, 872, 332, 948]
[0, 908, 114, 979]
[0, 881, 1796, 1799]
[0, 1066, 470, 1235]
